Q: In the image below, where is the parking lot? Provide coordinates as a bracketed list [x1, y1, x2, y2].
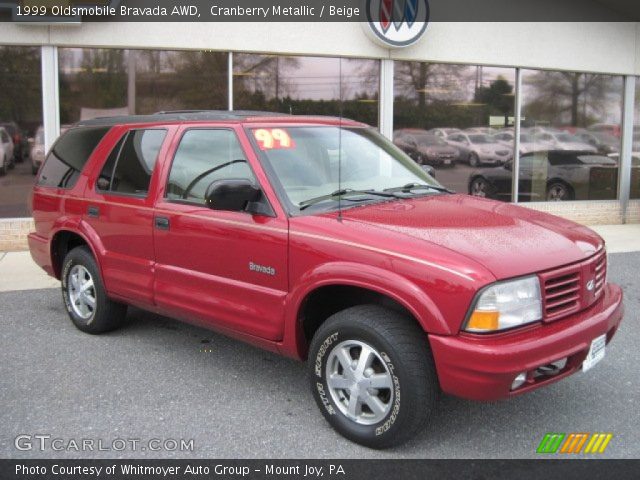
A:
[0, 252, 638, 459]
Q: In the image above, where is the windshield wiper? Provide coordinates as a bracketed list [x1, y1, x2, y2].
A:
[384, 183, 454, 194]
[298, 189, 398, 210]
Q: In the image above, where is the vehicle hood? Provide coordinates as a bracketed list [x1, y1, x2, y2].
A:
[338, 194, 603, 279]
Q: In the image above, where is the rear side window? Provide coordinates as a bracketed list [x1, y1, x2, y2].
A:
[37, 127, 110, 188]
[98, 129, 167, 196]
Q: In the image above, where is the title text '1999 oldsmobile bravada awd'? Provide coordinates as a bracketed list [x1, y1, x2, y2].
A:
[29, 112, 623, 448]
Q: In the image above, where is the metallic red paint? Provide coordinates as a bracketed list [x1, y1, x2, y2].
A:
[28, 116, 624, 401]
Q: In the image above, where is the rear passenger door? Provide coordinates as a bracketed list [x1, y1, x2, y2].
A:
[152, 126, 288, 341]
[83, 127, 169, 305]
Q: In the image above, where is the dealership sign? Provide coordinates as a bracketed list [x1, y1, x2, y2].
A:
[362, 0, 430, 48]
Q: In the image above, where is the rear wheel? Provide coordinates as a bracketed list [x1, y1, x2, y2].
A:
[470, 177, 490, 197]
[546, 182, 573, 201]
[61, 246, 127, 334]
[0, 156, 6, 176]
[308, 305, 438, 449]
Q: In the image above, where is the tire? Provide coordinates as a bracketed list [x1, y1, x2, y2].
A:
[546, 181, 573, 201]
[0, 156, 6, 176]
[31, 164, 38, 175]
[61, 246, 127, 334]
[469, 152, 480, 167]
[469, 177, 490, 197]
[308, 305, 438, 449]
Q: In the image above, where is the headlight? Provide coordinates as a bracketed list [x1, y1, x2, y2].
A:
[464, 276, 542, 333]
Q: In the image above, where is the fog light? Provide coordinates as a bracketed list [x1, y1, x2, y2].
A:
[511, 372, 527, 390]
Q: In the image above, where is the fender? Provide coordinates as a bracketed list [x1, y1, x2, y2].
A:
[49, 217, 107, 281]
[280, 261, 450, 359]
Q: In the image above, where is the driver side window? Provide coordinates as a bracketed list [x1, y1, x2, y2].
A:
[166, 129, 254, 204]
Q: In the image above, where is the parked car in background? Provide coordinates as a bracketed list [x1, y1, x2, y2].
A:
[573, 130, 620, 155]
[0, 126, 15, 175]
[533, 132, 598, 153]
[446, 132, 512, 166]
[0, 121, 29, 162]
[428, 128, 461, 139]
[31, 127, 45, 175]
[493, 132, 543, 155]
[393, 129, 459, 167]
[588, 123, 621, 138]
[465, 127, 496, 135]
[31, 125, 71, 175]
[468, 150, 618, 202]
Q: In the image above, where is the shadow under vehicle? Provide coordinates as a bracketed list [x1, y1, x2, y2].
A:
[393, 129, 459, 167]
[468, 150, 619, 202]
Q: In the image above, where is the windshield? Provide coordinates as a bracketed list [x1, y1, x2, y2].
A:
[252, 126, 444, 213]
[468, 134, 493, 144]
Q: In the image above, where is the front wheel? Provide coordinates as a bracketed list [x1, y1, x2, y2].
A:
[61, 246, 127, 334]
[308, 305, 438, 449]
[469, 152, 480, 167]
[0, 156, 6, 176]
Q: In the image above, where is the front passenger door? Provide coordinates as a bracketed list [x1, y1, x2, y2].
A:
[153, 127, 288, 341]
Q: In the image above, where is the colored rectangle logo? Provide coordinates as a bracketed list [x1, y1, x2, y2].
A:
[537, 433, 612, 454]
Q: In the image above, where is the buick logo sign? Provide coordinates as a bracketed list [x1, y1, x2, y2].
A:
[362, 0, 430, 48]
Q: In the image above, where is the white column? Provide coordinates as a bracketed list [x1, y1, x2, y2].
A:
[379, 58, 394, 139]
[619, 76, 636, 223]
[228, 51, 233, 111]
[41, 45, 60, 152]
[511, 68, 523, 203]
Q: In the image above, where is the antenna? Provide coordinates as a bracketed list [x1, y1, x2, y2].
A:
[337, 58, 343, 222]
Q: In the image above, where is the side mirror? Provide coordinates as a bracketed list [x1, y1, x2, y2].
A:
[205, 178, 261, 212]
[421, 165, 436, 178]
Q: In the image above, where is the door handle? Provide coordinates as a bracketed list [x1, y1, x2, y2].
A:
[154, 216, 170, 230]
[87, 206, 99, 218]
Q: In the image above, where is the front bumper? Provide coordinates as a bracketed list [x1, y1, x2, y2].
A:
[429, 283, 623, 401]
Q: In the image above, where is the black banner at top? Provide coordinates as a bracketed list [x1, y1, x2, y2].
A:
[0, 0, 639, 23]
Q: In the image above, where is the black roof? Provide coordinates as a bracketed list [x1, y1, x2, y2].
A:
[75, 110, 290, 128]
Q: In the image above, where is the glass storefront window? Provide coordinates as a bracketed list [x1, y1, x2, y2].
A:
[632, 79, 640, 199]
[519, 70, 623, 202]
[393, 62, 516, 199]
[233, 54, 379, 126]
[59, 48, 228, 124]
[0, 46, 43, 217]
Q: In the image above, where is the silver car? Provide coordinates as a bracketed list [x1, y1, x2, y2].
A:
[446, 132, 513, 167]
[0, 126, 15, 176]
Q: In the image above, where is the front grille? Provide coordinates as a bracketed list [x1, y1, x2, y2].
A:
[544, 272, 581, 318]
[539, 250, 607, 322]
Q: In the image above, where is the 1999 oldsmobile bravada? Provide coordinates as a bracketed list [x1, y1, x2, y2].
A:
[29, 112, 624, 448]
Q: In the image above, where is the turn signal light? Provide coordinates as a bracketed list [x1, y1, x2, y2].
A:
[466, 310, 499, 331]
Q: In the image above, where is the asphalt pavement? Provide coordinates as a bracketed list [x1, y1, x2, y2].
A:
[1, 252, 638, 459]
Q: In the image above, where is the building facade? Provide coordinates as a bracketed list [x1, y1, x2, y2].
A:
[1, 21, 640, 250]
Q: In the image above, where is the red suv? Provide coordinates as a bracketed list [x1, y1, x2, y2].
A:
[29, 112, 624, 448]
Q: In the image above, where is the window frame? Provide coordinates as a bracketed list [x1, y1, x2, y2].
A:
[95, 127, 168, 199]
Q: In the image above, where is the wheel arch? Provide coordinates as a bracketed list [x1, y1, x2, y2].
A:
[285, 263, 449, 359]
[50, 221, 105, 280]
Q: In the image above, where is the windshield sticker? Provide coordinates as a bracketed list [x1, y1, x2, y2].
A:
[253, 128, 295, 150]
